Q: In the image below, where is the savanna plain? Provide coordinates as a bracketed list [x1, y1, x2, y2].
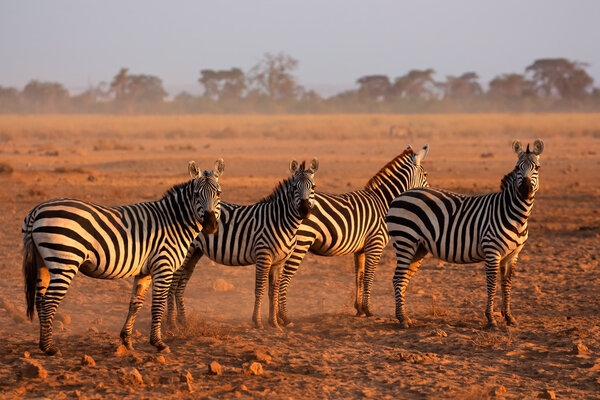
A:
[0, 114, 599, 399]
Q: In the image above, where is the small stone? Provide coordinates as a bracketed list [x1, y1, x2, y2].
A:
[245, 362, 263, 376]
[56, 313, 71, 325]
[490, 385, 506, 396]
[74, 390, 82, 398]
[115, 344, 129, 356]
[572, 343, 589, 355]
[432, 328, 447, 338]
[155, 355, 166, 365]
[254, 349, 272, 363]
[212, 278, 234, 292]
[88, 326, 99, 334]
[208, 361, 222, 375]
[81, 354, 95, 367]
[236, 384, 248, 392]
[23, 351, 30, 359]
[55, 321, 65, 331]
[180, 370, 194, 384]
[95, 382, 105, 390]
[21, 359, 48, 379]
[55, 392, 67, 399]
[119, 367, 144, 385]
[538, 389, 556, 399]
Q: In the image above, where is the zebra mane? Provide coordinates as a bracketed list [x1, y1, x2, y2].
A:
[257, 176, 293, 204]
[500, 168, 518, 191]
[364, 148, 415, 190]
[163, 180, 193, 199]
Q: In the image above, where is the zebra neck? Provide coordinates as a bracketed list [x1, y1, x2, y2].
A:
[504, 179, 536, 222]
[366, 172, 410, 210]
[158, 184, 202, 235]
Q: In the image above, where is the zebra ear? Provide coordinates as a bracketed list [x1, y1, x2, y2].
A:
[289, 160, 299, 173]
[309, 157, 319, 172]
[415, 144, 428, 165]
[512, 140, 523, 155]
[188, 161, 200, 178]
[532, 139, 544, 155]
[213, 158, 225, 178]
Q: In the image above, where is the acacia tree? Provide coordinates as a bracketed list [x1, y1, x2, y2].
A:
[356, 75, 391, 101]
[391, 69, 438, 100]
[109, 68, 167, 111]
[488, 73, 534, 98]
[443, 72, 482, 99]
[22, 80, 70, 112]
[248, 52, 300, 100]
[198, 68, 246, 101]
[526, 58, 593, 99]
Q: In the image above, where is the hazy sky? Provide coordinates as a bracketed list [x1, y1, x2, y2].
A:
[1, 1, 599, 96]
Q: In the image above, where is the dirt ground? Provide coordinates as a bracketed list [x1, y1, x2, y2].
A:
[0, 114, 599, 399]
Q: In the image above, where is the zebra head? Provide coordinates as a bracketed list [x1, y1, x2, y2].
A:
[512, 139, 544, 200]
[289, 158, 319, 218]
[407, 144, 430, 189]
[188, 158, 224, 234]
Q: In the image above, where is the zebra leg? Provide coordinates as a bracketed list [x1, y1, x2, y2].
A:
[278, 238, 314, 326]
[167, 248, 202, 329]
[500, 255, 518, 326]
[360, 238, 386, 317]
[149, 270, 173, 352]
[268, 260, 285, 329]
[120, 274, 151, 350]
[253, 253, 273, 329]
[354, 251, 366, 316]
[392, 241, 425, 329]
[483, 256, 501, 329]
[37, 267, 78, 355]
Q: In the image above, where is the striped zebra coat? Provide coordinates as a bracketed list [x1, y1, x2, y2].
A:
[277, 145, 430, 326]
[386, 140, 544, 329]
[21, 159, 224, 355]
[167, 159, 318, 329]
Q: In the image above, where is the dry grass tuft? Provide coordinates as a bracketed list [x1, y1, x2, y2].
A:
[0, 162, 14, 174]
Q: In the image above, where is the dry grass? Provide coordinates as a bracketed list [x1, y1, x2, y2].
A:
[0, 114, 599, 141]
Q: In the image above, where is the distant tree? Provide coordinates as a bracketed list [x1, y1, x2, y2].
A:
[0, 86, 21, 112]
[198, 68, 246, 100]
[356, 75, 391, 101]
[126, 74, 168, 103]
[391, 69, 438, 100]
[526, 58, 593, 99]
[443, 72, 482, 99]
[488, 73, 535, 98]
[22, 80, 70, 111]
[110, 68, 129, 100]
[249, 52, 300, 100]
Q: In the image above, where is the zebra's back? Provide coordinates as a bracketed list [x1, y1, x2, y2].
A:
[300, 190, 385, 256]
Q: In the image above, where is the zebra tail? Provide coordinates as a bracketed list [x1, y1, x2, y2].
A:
[22, 231, 38, 321]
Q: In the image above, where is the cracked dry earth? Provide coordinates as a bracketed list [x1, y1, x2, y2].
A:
[0, 115, 599, 399]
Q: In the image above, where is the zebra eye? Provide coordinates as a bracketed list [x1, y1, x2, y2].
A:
[216, 190, 222, 196]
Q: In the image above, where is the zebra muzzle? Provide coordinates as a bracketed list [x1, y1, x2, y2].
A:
[298, 199, 312, 218]
[518, 178, 533, 200]
[201, 211, 218, 235]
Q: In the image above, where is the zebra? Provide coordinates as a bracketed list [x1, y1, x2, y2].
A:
[276, 145, 430, 326]
[386, 139, 544, 329]
[167, 158, 318, 330]
[21, 159, 224, 355]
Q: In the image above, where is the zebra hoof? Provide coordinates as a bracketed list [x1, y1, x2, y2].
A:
[484, 321, 498, 330]
[43, 345, 61, 356]
[364, 310, 374, 317]
[397, 318, 411, 329]
[505, 315, 518, 327]
[158, 345, 171, 354]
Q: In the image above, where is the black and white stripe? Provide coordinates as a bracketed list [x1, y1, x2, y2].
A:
[167, 159, 318, 329]
[22, 159, 224, 355]
[386, 140, 544, 328]
[277, 145, 430, 325]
